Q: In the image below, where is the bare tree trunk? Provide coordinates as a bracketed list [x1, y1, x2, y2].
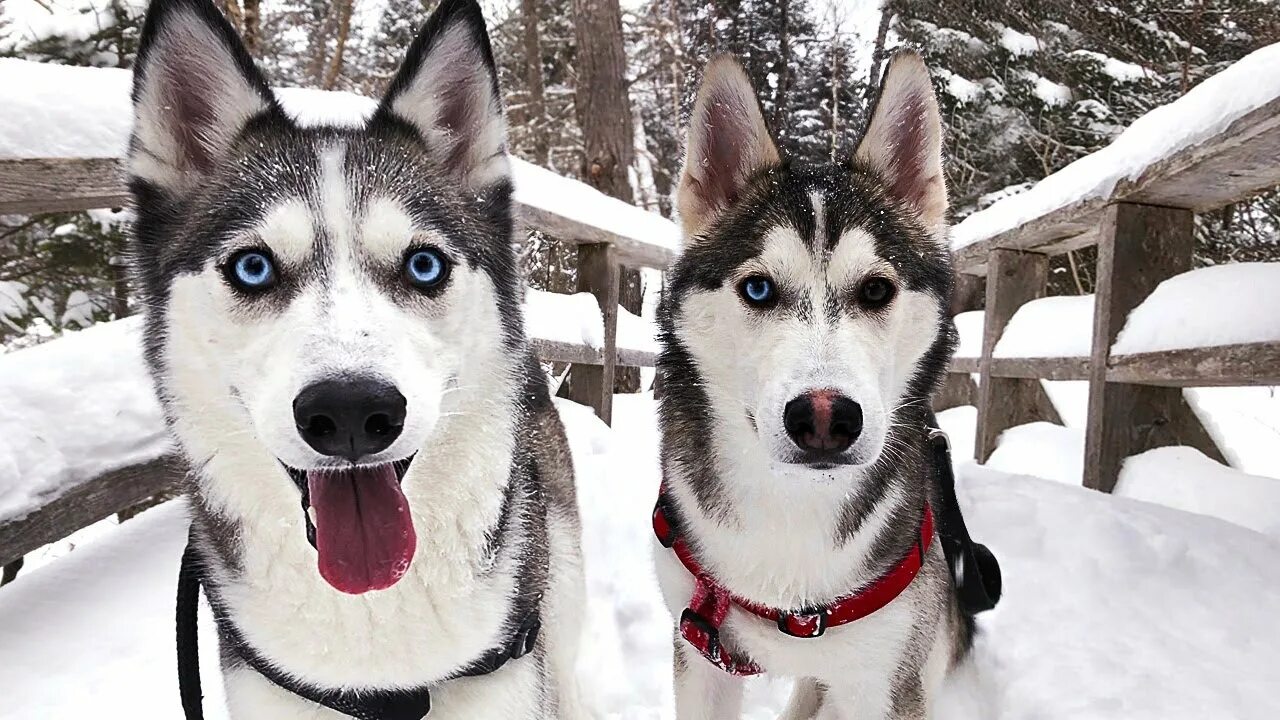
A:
[866, 2, 892, 96]
[774, 0, 791, 131]
[323, 0, 354, 90]
[570, 0, 643, 394]
[522, 0, 550, 166]
[222, 0, 244, 34]
[242, 0, 261, 56]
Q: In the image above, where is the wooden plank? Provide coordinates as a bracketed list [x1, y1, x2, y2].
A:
[954, 94, 1280, 274]
[954, 197, 1105, 275]
[518, 203, 675, 269]
[564, 243, 618, 424]
[989, 356, 1090, 381]
[974, 249, 1062, 461]
[1107, 342, 1280, 387]
[0, 157, 677, 269]
[0, 455, 185, 567]
[1121, 96, 1280, 212]
[0, 158, 130, 215]
[949, 357, 979, 374]
[531, 336, 655, 368]
[1083, 203, 1225, 492]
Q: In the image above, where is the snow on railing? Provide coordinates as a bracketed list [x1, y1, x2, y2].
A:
[937, 44, 1280, 494]
[950, 41, 1280, 268]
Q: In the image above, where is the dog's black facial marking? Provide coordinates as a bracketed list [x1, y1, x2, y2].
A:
[658, 152, 957, 552]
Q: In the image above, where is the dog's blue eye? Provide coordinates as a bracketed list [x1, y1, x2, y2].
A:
[229, 251, 276, 291]
[739, 276, 776, 307]
[405, 248, 449, 289]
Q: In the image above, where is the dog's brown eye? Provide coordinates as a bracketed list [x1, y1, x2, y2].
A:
[857, 277, 895, 308]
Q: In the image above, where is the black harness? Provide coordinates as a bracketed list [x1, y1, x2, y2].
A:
[925, 413, 1002, 616]
[176, 542, 541, 720]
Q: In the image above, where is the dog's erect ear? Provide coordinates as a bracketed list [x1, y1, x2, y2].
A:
[677, 55, 781, 239]
[372, 0, 509, 189]
[129, 0, 283, 196]
[857, 51, 948, 234]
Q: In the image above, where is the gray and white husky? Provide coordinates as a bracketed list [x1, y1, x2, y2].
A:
[127, 0, 585, 716]
[654, 53, 971, 719]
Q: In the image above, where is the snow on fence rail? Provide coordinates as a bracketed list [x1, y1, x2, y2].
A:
[937, 42, 1280, 494]
[0, 59, 680, 573]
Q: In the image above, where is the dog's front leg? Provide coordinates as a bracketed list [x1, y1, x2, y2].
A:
[673, 635, 745, 720]
[776, 678, 823, 720]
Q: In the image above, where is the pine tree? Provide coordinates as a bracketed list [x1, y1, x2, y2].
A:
[890, 0, 1280, 291]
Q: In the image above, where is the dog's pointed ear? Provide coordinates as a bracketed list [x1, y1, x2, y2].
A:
[856, 51, 948, 234]
[677, 55, 781, 239]
[371, 0, 509, 189]
[129, 0, 284, 196]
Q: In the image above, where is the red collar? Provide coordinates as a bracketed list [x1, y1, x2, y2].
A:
[653, 488, 934, 676]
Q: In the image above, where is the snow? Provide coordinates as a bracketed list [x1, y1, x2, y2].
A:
[956, 263, 1280, 358]
[1112, 263, 1280, 354]
[0, 59, 679, 253]
[952, 41, 1280, 250]
[522, 289, 659, 355]
[998, 26, 1040, 56]
[5, 395, 1280, 718]
[1024, 72, 1072, 106]
[992, 294, 1094, 358]
[617, 305, 660, 355]
[1186, 386, 1280, 479]
[0, 317, 172, 523]
[984, 421, 1084, 485]
[1070, 49, 1147, 82]
[0, 280, 28, 322]
[937, 68, 983, 103]
[524, 289, 606, 349]
[1118, 447, 1280, 536]
[952, 310, 984, 358]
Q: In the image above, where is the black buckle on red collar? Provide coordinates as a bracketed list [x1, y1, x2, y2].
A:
[680, 608, 722, 658]
[776, 609, 828, 638]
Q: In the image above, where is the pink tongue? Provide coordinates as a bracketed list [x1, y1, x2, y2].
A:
[307, 465, 416, 594]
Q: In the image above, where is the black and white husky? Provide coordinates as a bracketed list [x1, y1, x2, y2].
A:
[653, 54, 971, 718]
[127, 0, 585, 716]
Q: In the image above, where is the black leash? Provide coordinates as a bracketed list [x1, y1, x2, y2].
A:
[925, 412, 1002, 615]
[176, 540, 540, 720]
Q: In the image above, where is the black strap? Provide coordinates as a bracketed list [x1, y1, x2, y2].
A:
[177, 542, 539, 720]
[177, 543, 205, 719]
[924, 412, 1002, 615]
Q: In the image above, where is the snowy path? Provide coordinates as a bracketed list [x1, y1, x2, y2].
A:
[2, 394, 1279, 718]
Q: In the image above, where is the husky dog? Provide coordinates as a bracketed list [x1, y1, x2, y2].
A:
[127, 0, 585, 716]
[653, 53, 969, 719]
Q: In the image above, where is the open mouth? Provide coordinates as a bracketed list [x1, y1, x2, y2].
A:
[284, 457, 416, 595]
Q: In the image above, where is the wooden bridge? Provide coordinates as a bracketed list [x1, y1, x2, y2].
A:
[2, 49, 1279, 585]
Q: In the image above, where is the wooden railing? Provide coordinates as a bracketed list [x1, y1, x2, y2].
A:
[939, 81, 1280, 493]
[0, 155, 677, 574]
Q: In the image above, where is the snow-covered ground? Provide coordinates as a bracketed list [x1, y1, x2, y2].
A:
[951, 41, 1280, 249]
[3, 394, 1280, 718]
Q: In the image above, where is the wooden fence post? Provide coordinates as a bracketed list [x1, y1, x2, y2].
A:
[566, 243, 618, 425]
[1083, 203, 1225, 492]
[974, 249, 1062, 462]
[934, 272, 984, 414]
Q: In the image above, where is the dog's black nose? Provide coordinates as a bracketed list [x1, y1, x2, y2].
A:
[293, 378, 406, 461]
[783, 390, 862, 455]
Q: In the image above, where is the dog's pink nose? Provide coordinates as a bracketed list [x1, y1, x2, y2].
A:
[783, 390, 862, 454]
